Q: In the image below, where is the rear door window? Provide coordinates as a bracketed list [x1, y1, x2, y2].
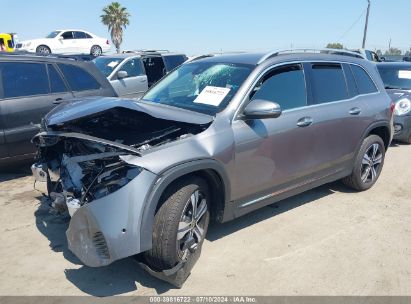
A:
[73, 31, 87, 39]
[58, 64, 101, 91]
[119, 58, 144, 77]
[350, 65, 378, 94]
[163, 55, 187, 71]
[309, 63, 348, 104]
[0, 62, 49, 98]
[250, 64, 307, 110]
[47, 64, 68, 93]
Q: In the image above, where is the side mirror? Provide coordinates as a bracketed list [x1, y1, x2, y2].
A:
[117, 70, 128, 79]
[58, 36, 64, 40]
[243, 99, 282, 120]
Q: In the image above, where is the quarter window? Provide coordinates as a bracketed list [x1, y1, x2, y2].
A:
[119, 59, 144, 78]
[0, 62, 49, 98]
[48, 64, 67, 93]
[350, 65, 378, 94]
[310, 63, 348, 104]
[250, 64, 307, 110]
[58, 64, 101, 91]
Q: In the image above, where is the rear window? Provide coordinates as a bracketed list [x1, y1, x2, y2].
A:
[0, 62, 49, 98]
[377, 65, 411, 91]
[309, 63, 348, 104]
[163, 55, 187, 71]
[351, 65, 378, 94]
[58, 64, 101, 91]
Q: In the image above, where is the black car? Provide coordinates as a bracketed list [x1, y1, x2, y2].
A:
[0, 53, 117, 165]
[377, 62, 411, 143]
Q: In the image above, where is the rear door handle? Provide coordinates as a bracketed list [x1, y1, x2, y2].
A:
[53, 98, 63, 104]
[349, 107, 362, 115]
[297, 117, 313, 127]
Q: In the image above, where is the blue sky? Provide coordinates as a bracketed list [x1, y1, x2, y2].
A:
[2, 0, 410, 55]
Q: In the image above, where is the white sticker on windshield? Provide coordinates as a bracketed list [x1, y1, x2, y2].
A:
[398, 70, 411, 79]
[193, 86, 231, 106]
[107, 61, 119, 68]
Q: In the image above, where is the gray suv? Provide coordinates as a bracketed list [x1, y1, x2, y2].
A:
[32, 50, 393, 281]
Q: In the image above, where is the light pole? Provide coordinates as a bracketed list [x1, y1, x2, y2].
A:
[362, 0, 371, 49]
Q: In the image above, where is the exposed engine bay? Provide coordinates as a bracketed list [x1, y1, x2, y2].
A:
[33, 106, 210, 213]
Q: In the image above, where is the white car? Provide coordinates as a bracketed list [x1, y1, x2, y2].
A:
[15, 29, 111, 56]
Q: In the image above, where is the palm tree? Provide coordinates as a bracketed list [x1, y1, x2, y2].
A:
[101, 2, 130, 53]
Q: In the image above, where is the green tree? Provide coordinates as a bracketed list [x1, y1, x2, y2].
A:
[384, 48, 402, 56]
[405, 48, 411, 56]
[375, 49, 383, 57]
[326, 43, 344, 49]
[101, 2, 130, 53]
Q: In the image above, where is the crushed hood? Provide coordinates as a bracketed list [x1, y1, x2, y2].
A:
[45, 97, 214, 127]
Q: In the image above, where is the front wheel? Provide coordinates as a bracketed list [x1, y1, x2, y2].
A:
[342, 135, 386, 191]
[36, 45, 51, 54]
[90, 45, 102, 57]
[144, 177, 210, 271]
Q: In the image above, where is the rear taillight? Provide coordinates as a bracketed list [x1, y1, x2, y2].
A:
[390, 101, 395, 114]
[106, 40, 110, 45]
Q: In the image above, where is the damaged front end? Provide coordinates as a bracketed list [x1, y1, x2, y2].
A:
[32, 99, 211, 267]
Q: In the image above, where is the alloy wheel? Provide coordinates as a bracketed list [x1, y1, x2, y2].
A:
[37, 46, 50, 54]
[91, 46, 102, 57]
[176, 190, 208, 259]
[361, 143, 383, 183]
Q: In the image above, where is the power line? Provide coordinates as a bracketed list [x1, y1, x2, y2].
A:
[338, 8, 367, 42]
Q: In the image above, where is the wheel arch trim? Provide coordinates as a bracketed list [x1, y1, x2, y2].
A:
[139, 159, 230, 252]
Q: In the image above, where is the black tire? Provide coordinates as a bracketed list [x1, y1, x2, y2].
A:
[144, 177, 210, 271]
[342, 135, 385, 191]
[36, 45, 51, 54]
[90, 45, 102, 57]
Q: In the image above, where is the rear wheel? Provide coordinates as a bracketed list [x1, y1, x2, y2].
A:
[36, 45, 51, 54]
[342, 135, 385, 191]
[90, 45, 102, 57]
[144, 177, 210, 271]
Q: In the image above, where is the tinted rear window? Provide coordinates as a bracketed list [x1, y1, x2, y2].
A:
[351, 65, 378, 94]
[310, 63, 348, 104]
[377, 65, 411, 90]
[58, 64, 101, 91]
[163, 55, 187, 71]
[0, 62, 49, 98]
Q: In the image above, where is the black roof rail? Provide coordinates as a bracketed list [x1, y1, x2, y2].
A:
[0, 51, 96, 61]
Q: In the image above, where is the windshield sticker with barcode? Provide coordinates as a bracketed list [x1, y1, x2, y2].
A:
[398, 70, 411, 79]
[193, 86, 231, 106]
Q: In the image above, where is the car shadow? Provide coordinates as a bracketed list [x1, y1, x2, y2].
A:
[207, 181, 349, 242]
[34, 180, 353, 296]
[0, 162, 32, 182]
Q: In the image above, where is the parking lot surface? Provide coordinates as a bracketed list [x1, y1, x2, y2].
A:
[0, 143, 410, 296]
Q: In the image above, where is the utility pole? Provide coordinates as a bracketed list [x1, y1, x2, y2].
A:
[362, 0, 371, 49]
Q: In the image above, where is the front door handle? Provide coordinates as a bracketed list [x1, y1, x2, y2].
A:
[349, 107, 362, 115]
[297, 117, 313, 127]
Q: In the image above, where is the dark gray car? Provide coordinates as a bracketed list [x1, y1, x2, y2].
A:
[377, 62, 411, 143]
[0, 53, 117, 164]
[32, 50, 393, 282]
